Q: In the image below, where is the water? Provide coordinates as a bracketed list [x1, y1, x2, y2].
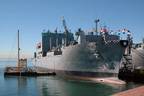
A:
[0, 60, 142, 96]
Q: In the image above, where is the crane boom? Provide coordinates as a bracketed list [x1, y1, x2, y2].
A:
[62, 17, 68, 33]
[61, 16, 69, 46]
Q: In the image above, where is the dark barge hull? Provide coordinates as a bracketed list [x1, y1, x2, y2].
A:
[4, 71, 56, 76]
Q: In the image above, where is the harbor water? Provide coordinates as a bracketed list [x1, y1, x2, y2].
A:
[0, 59, 142, 96]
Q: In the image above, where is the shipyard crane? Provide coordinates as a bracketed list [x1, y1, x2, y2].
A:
[61, 17, 69, 46]
[62, 16, 69, 33]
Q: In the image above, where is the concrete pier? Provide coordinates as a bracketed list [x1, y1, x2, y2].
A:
[112, 86, 144, 96]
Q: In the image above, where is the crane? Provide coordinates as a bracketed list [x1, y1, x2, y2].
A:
[61, 16, 69, 46]
[62, 16, 69, 33]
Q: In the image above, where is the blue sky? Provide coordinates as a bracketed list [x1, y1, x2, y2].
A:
[0, 0, 144, 58]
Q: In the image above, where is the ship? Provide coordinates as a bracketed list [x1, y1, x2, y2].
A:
[132, 39, 144, 69]
[118, 38, 144, 81]
[33, 18, 131, 78]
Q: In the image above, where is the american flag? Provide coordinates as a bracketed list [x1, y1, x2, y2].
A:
[100, 28, 108, 33]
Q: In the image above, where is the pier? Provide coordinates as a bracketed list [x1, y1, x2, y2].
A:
[4, 67, 56, 77]
[112, 86, 144, 96]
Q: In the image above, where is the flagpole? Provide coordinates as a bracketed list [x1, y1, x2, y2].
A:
[18, 30, 20, 71]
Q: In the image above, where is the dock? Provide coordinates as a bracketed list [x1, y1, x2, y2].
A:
[4, 67, 56, 77]
[112, 86, 144, 96]
[4, 71, 56, 76]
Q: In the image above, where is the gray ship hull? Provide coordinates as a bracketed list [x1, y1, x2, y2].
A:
[34, 40, 125, 77]
[132, 48, 144, 68]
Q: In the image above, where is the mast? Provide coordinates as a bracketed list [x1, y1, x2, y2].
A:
[17, 30, 20, 69]
[95, 19, 100, 35]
